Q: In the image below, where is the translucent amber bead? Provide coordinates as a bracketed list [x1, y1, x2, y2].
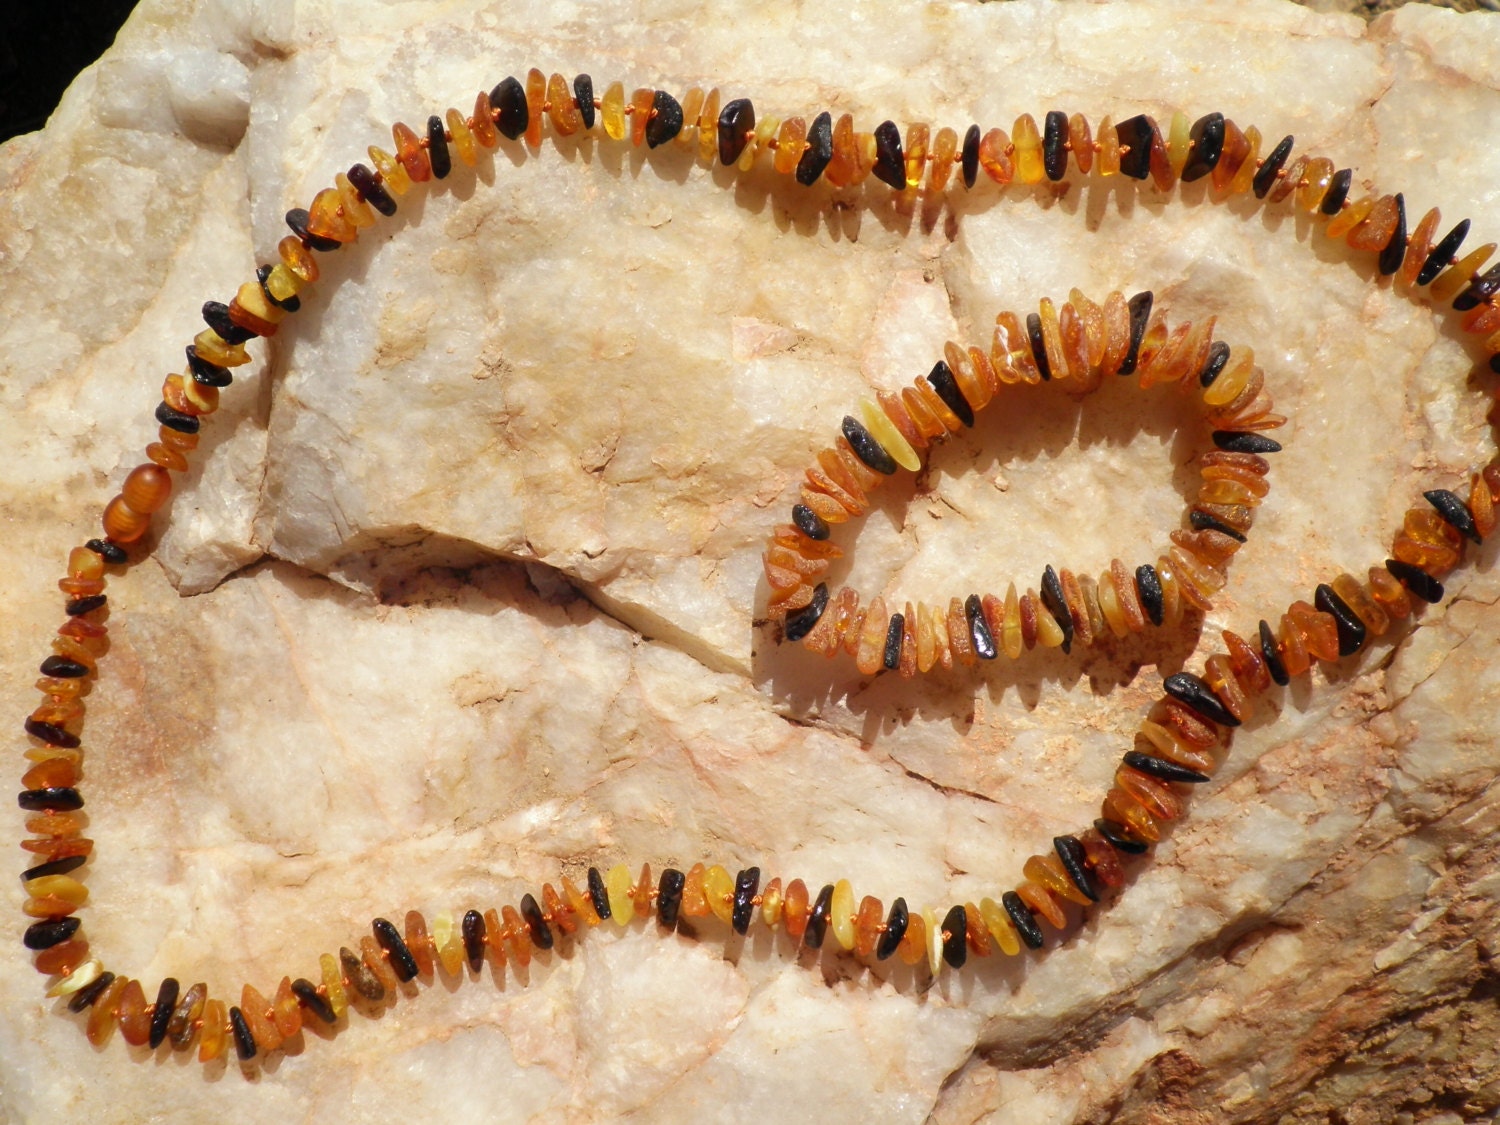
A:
[1012, 114, 1044, 184]
[1001, 582, 1023, 659]
[1400, 206, 1442, 288]
[121, 463, 172, 515]
[1227, 125, 1261, 194]
[366, 145, 412, 196]
[1471, 472, 1498, 540]
[599, 81, 627, 141]
[431, 912, 464, 976]
[1346, 194, 1399, 250]
[360, 935, 399, 993]
[773, 116, 807, 176]
[1069, 113, 1093, 174]
[1204, 653, 1251, 722]
[923, 908, 944, 975]
[192, 329, 249, 367]
[1015, 881, 1066, 930]
[197, 998, 228, 1062]
[676, 88, 704, 148]
[782, 878, 810, 940]
[1023, 853, 1090, 907]
[101, 495, 150, 544]
[692, 87, 721, 163]
[1095, 115, 1119, 176]
[306, 186, 356, 243]
[470, 91, 498, 148]
[546, 73, 582, 137]
[500, 905, 533, 965]
[829, 879, 857, 951]
[22, 757, 78, 789]
[1331, 573, 1389, 637]
[977, 127, 1013, 184]
[898, 908, 926, 967]
[1326, 194, 1376, 240]
[524, 69, 546, 146]
[695, 864, 730, 925]
[1033, 590, 1065, 648]
[389, 121, 431, 183]
[1288, 601, 1340, 662]
[825, 113, 857, 187]
[979, 897, 1022, 956]
[1368, 566, 1414, 620]
[1296, 157, 1334, 212]
[1267, 155, 1307, 205]
[86, 976, 127, 1046]
[1103, 786, 1161, 842]
[1078, 829, 1126, 888]
[902, 122, 928, 189]
[562, 875, 601, 926]
[854, 595, 888, 675]
[852, 895, 882, 957]
[1212, 119, 1250, 193]
[629, 87, 654, 147]
[272, 976, 301, 1038]
[741, 114, 777, 171]
[629, 862, 654, 920]
[1166, 110, 1190, 177]
[859, 398, 920, 472]
[25, 874, 87, 905]
[334, 172, 375, 228]
[606, 862, 636, 926]
[929, 125, 958, 191]
[403, 910, 436, 974]
[240, 983, 281, 1052]
[947, 596, 976, 664]
[673, 862, 705, 918]
[318, 951, 348, 1018]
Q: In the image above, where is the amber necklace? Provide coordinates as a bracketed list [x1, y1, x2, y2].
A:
[17, 70, 1500, 1067]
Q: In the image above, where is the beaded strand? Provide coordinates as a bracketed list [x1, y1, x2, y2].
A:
[18, 70, 1500, 1069]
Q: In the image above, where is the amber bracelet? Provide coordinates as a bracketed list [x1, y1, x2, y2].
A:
[17, 69, 1500, 1069]
[762, 294, 1286, 675]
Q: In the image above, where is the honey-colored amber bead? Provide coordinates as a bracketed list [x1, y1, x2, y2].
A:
[898, 908, 926, 967]
[606, 862, 637, 926]
[977, 127, 1014, 184]
[629, 87, 655, 147]
[629, 862, 654, 921]
[902, 122, 928, 189]
[1326, 194, 1375, 240]
[696, 88, 722, 162]
[1169, 546, 1226, 609]
[1432, 243, 1498, 304]
[1012, 114, 1044, 184]
[272, 976, 301, 1038]
[1202, 345, 1254, 407]
[947, 596, 977, 664]
[66, 546, 104, 582]
[403, 910, 436, 974]
[923, 908, 944, 975]
[1103, 786, 1161, 843]
[1289, 601, 1340, 662]
[500, 904, 533, 965]
[86, 976, 127, 1046]
[34, 937, 89, 976]
[25, 873, 87, 905]
[1117, 763, 1185, 822]
[676, 88, 704, 148]
[306, 186, 356, 243]
[782, 878, 810, 940]
[1112, 558, 1146, 632]
[1015, 881, 1067, 930]
[1096, 569, 1128, 638]
[1347, 194, 1399, 251]
[1211, 119, 1250, 193]
[697, 863, 731, 925]
[432, 912, 464, 976]
[1000, 582, 1023, 660]
[1277, 613, 1310, 677]
[1032, 589, 1065, 648]
[1204, 653, 1251, 722]
[360, 935, 399, 993]
[1295, 157, 1334, 212]
[192, 328, 249, 367]
[962, 901, 991, 958]
[366, 145, 412, 196]
[275, 237, 319, 288]
[21, 836, 93, 860]
[601, 81, 627, 141]
[197, 998, 228, 1062]
[829, 879, 857, 951]
[1331, 573, 1389, 637]
[540, 883, 575, 937]
[773, 116, 807, 176]
[334, 172, 375, 229]
[1078, 829, 1126, 888]
[317, 952, 347, 1019]
[22, 757, 79, 790]
[1098, 289, 1133, 376]
[928, 125, 958, 191]
[391, 121, 431, 183]
[1024, 853, 1091, 907]
[852, 895, 882, 957]
[121, 463, 173, 515]
[1400, 206, 1442, 288]
[25, 811, 85, 837]
[1222, 630, 1270, 695]
[524, 69, 546, 146]
[1068, 113, 1093, 174]
[854, 595, 888, 675]
[562, 874, 602, 925]
[240, 983, 281, 1052]
[1368, 565, 1414, 621]
[470, 91, 498, 148]
[1095, 115, 1120, 176]
[545, 74, 582, 138]
[1471, 472, 1497, 539]
[979, 897, 1022, 956]
[822, 112, 856, 187]
[851, 131, 878, 184]
[1226, 125, 1261, 194]
[102, 495, 150, 544]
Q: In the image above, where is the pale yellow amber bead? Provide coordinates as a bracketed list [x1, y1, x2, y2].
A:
[979, 897, 1022, 956]
[601, 81, 627, 141]
[924, 907, 944, 975]
[264, 264, 303, 302]
[676, 88, 704, 148]
[367, 145, 412, 195]
[319, 951, 347, 1018]
[1166, 110, 1191, 177]
[1033, 591, 1065, 647]
[1038, 298, 1066, 380]
[830, 879, 857, 951]
[25, 874, 87, 904]
[606, 863, 636, 926]
[1431, 244, 1497, 304]
[193, 329, 249, 367]
[860, 398, 920, 471]
[1012, 113, 1044, 184]
[44, 957, 101, 997]
[234, 279, 284, 324]
[760, 878, 783, 927]
[1002, 582, 1023, 659]
[740, 115, 779, 171]
[703, 864, 735, 924]
[697, 88, 721, 163]
[446, 107, 477, 166]
[432, 911, 465, 976]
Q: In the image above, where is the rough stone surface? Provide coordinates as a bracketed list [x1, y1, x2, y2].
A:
[1, 1, 1498, 1122]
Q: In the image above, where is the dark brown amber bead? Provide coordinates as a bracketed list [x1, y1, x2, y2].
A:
[656, 868, 685, 928]
[1002, 891, 1044, 950]
[490, 76, 528, 140]
[1385, 558, 1443, 603]
[1114, 114, 1156, 181]
[340, 945, 385, 1002]
[1313, 584, 1366, 656]
[346, 163, 396, 217]
[804, 884, 835, 949]
[1118, 291, 1154, 377]
[1454, 264, 1500, 312]
[875, 897, 908, 960]
[512, 893, 550, 950]
[1378, 193, 1408, 276]
[23, 854, 86, 882]
[925, 360, 973, 426]
[882, 614, 903, 670]
[572, 74, 595, 130]
[24, 916, 81, 950]
[587, 866, 611, 920]
[840, 416, 897, 475]
[940, 905, 968, 968]
[1321, 168, 1352, 215]
[784, 583, 829, 643]
[1212, 431, 1282, 454]
[228, 1006, 256, 1061]
[717, 98, 755, 165]
[1053, 836, 1099, 903]
[960, 123, 980, 189]
[1042, 110, 1069, 181]
[39, 655, 88, 678]
[66, 594, 108, 617]
[1257, 619, 1290, 685]
[966, 595, 997, 660]
[1181, 112, 1224, 182]
[424, 115, 452, 179]
[460, 909, 486, 971]
[731, 867, 760, 935]
[792, 503, 830, 541]
[18, 788, 83, 812]
[1093, 816, 1149, 854]
[148, 977, 179, 1049]
[796, 111, 834, 186]
[372, 917, 418, 981]
[1418, 219, 1471, 286]
[1040, 566, 1073, 652]
[290, 978, 335, 1024]
[645, 90, 683, 148]
[1133, 564, 1164, 626]
[67, 970, 115, 1013]
[1122, 750, 1209, 784]
[1163, 672, 1240, 727]
[201, 300, 255, 345]
[1189, 509, 1247, 542]
[24, 719, 78, 748]
[1424, 489, 1482, 544]
[1252, 134, 1294, 199]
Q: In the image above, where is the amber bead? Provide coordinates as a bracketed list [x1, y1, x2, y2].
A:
[1114, 114, 1156, 181]
[850, 894, 883, 958]
[546, 72, 582, 137]
[1378, 193, 1409, 275]
[340, 945, 385, 1002]
[676, 87, 704, 147]
[168, 982, 207, 1047]
[359, 934, 400, 993]
[319, 952, 348, 1018]
[110, 977, 150, 1047]
[1095, 115, 1120, 176]
[239, 983, 282, 1053]
[854, 595, 887, 675]
[643, 89, 683, 148]
[1431, 243, 1497, 304]
[695, 863, 729, 926]
[373, 916, 418, 981]
[871, 120, 905, 189]
[898, 908, 927, 966]
[922, 908, 944, 975]
[24, 873, 87, 905]
[1040, 110, 1069, 182]
[501, 904, 533, 965]
[24, 916, 80, 953]
[470, 90, 498, 148]
[267, 976, 300, 1040]
[432, 912, 464, 976]
[1210, 119, 1249, 192]
[1009, 113, 1042, 184]
[977, 127, 1014, 184]
[1103, 786, 1161, 843]
[86, 976, 127, 1046]
[1014, 881, 1066, 930]
[1386, 558, 1443, 604]
[827, 879, 856, 951]
[1077, 829, 1126, 889]
[927, 124, 958, 192]
[34, 937, 89, 976]
[782, 878, 810, 941]
[1251, 134, 1294, 199]
[626, 87, 654, 147]
[1399, 206, 1443, 288]
[197, 998, 228, 1062]
[676, 862, 706, 918]
[1024, 853, 1090, 907]
[607, 862, 637, 925]
[941, 905, 969, 968]
[804, 884, 835, 949]
[101, 495, 150, 544]
[228, 1007, 257, 1061]
[773, 115, 807, 176]
[1313, 584, 1366, 656]
[975, 897, 1019, 957]
[290, 979, 334, 1026]
[875, 897, 908, 960]
[305, 186, 357, 245]
[489, 76, 528, 141]
[524, 69, 546, 147]
[443, 107, 476, 168]
[1418, 219, 1472, 285]
[459, 909, 484, 972]
[629, 863, 655, 924]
